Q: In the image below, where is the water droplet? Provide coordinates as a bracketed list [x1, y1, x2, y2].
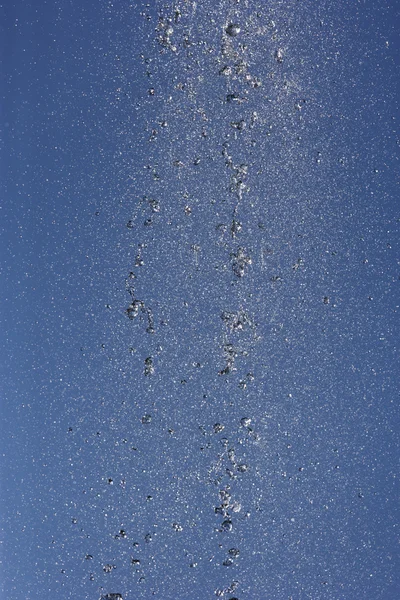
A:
[230, 120, 246, 131]
[219, 65, 232, 76]
[231, 501, 242, 513]
[226, 93, 246, 103]
[213, 423, 225, 434]
[148, 198, 160, 212]
[221, 519, 233, 532]
[103, 564, 116, 573]
[126, 300, 143, 320]
[226, 23, 241, 37]
[144, 356, 154, 376]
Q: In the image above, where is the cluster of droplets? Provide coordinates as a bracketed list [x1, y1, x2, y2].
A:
[93, 3, 308, 598]
[125, 202, 157, 335]
[208, 415, 260, 541]
[156, 13, 179, 53]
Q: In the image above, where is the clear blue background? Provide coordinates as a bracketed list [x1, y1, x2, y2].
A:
[1, 1, 399, 598]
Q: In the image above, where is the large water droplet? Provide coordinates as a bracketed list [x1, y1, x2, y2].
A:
[226, 24, 241, 37]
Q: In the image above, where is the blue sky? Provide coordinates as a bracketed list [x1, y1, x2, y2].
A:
[1, 1, 399, 598]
